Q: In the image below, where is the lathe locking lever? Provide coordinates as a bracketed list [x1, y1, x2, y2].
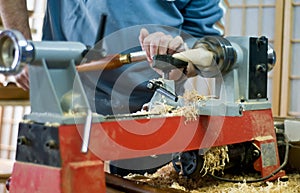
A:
[147, 79, 178, 102]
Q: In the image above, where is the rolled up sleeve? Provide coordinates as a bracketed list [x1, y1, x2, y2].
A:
[175, 0, 225, 38]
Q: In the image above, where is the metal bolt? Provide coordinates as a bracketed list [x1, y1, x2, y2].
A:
[45, 140, 58, 150]
[147, 82, 154, 89]
[17, 136, 30, 145]
[239, 105, 243, 115]
[6, 177, 11, 191]
[256, 64, 266, 72]
[253, 149, 260, 158]
[257, 93, 262, 98]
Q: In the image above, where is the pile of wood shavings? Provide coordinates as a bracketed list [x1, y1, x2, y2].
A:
[126, 163, 300, 192]
[224, 180, 291, 193]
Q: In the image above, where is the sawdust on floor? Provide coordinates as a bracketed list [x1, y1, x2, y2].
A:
[125, 163, 300, 193]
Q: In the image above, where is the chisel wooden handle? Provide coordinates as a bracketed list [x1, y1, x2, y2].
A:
[76, 51, 147, 72]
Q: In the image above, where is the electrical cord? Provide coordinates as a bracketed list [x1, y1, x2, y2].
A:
[208, 134, 289, 183]
[289, 143, 300, 149]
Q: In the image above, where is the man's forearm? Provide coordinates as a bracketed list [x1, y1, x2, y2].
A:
[0, 0, 32, 39]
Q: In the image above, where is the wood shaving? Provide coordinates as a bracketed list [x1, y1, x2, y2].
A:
[149, 102, 176, 114]
[171, 182, 188, 191]
[148, 89, 206, 122]
[200, 146, 229, 176]
[175, 89, 206, 122]
[180, 89, 207, 104]
[172, 105, 199, 122]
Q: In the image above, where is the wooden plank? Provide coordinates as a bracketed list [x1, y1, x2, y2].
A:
[293, 2, 300, 6]
[290, 75, 300, 79]
[0, 106, 3, 157]
[242, 0, 247, 35]
[0, 145, 15, 152]
[271, 0, 285, 116]
[0, 101, 29, 106]
[291, 39, 300, 43]
[229, 4, 275, 8]
[288, 111, 300, 117]
[258, 0, 263, 36]
[280, 0, 293, 117]
[5, 107, 15, 159]
[224, 0, 230, 35]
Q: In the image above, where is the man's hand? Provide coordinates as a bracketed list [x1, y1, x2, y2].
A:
[139, 28, 184, 62]
[139, 28, 186, 80]
[14, 66, 29, 91]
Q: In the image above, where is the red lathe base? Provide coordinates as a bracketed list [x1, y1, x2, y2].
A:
[10, 161, 105, 193]
[9, 109, 285, 193]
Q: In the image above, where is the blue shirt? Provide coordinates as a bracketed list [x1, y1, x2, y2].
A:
[42, 0, 224, 115]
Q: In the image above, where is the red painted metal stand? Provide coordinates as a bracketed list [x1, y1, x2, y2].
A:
[9, 109, 285, 193]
